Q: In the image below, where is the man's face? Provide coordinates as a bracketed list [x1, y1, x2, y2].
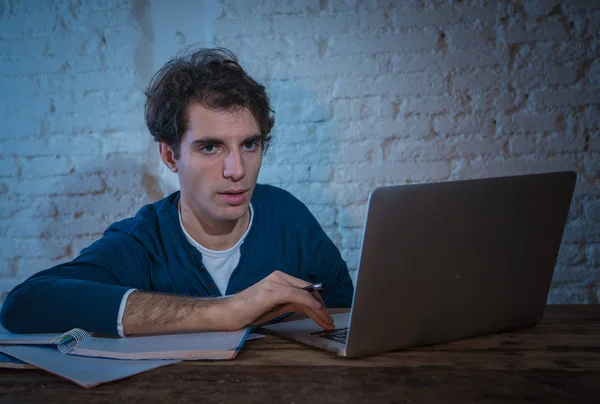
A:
[172, 103, 263, 226]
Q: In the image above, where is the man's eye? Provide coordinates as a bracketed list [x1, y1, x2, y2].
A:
[243, 141, 259, 151]
[201, 144, 216, 153]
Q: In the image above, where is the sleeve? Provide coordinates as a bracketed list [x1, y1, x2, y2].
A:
[0, 231, 153, 336]
[301, 208, 355, 309]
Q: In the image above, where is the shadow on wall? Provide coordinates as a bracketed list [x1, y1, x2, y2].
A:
[10, 153, 165, 282]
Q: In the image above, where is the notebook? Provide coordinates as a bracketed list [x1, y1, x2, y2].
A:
[0, 346, 178, 388]
[0, 352, 35, 369]
[0, 326, 251, 360]
[265, 171, 576, 357]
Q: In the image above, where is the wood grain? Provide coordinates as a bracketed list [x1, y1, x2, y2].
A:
[1, 305, 599, 403]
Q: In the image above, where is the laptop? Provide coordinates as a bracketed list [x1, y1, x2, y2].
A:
[264, 171, 577, 357]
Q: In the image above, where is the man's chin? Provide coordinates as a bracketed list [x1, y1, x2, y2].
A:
[218, 202, 250, 222]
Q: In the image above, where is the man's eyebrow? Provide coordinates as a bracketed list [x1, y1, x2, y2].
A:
[243, 134, 262, 143]
[190, 137, 223, 146]
[189, 134, 262, 146]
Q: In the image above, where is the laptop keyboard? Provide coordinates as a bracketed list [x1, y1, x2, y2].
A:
[311, 327, 348, 344]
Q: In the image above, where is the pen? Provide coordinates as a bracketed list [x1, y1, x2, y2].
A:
[302, 283, 325, 292]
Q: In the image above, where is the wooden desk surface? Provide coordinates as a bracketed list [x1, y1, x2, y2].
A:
[1, 305, 600, 403]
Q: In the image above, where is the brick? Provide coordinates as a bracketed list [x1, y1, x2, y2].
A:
[523, 0, 562, 16]
[446, 26, 496, 49]
[0, 38, 47, 55]
[334, 73, 446, 98]
[272, 12, 385, 36]
[340, 117, 431, 140]
[386, 160, 451, 182]
[329, 0, 359, 12]
[564, 0, 600, 12]
[590, 132, 600, 152]
[588, 244, 600, 267]
[329, 31, 439, 56]
[453, 137, 506, 158]
[3, 238, 71, 260]
[17, 257, 69, 278]
[43, 194, 136, 216]
[309, 165, 333, 182]
[0, 56, 65, 76]
[307, 205, 336, 228]
[271, 55, 381, 79]
[257, 165, 310, 184]
[338, 140, 381, 164]
[583, 154, 600, 179]
[0, 277, 22, 303]
[563, 219, 600, 244]
[0, 158, 20, 178]
[584, 200, 600, 222]
[0, 12, 57, 37]
[337, 204, 368, 228]
[434, 115, 494, 136]
[213, 18, 272, 38]
[396, 47, 506, 72]
[71, 9, 133, 31]
[0, 260, 16, 278]
[100, 131, 151, 154]
[0, 77, 39, 101]
[509, 65, 577, 90]
[400, 96, 461, 115]
[385, 138, 445, 162]
[531, 90, 600, 107]
[342, 248, 360, 271]
[556, 245, 587, 267]
[0, 135, 101, 157]
[503, 113, 562, 133]
[392, 7, 461, 29]
[71, 235, 101, 256]
[7, 216, 110, 238]
[333, 97, 393, 121]
[329, 181, 372, 206]
[0, 118, 42, 139]
[285, 183, 332, 206]
[219, 0, 321, 17]
[21, 156, 75, 178]
[38, 71, 137, 93]
[341, 230, 362, 250]
[452, 68, 509, 92]
[545, 66, 578, 86]
[216, 36, 318, 60]
[550, 266, 595, 287]
[454, 155, 578, 180]
[276, 101, 330, 123]
[502, 21, 569, 44]
[12, 174, 104, 196]
[547, 286, 594, 304]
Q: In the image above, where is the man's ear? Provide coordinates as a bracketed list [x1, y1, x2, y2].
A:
[159, 143, 179, 173]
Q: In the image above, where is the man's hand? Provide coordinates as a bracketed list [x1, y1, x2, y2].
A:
[123, 271, 333, 336]
[221, 271, 334, 331]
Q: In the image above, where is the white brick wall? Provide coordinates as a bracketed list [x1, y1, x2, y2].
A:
[1, 0, 599, 304]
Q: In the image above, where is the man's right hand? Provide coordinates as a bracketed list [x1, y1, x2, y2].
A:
[218, 271, 334, 331]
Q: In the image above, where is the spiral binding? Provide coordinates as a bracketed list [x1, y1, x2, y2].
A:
[56, 328, 91, 354]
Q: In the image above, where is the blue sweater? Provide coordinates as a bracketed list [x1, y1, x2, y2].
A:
[0, 184, 354, 336]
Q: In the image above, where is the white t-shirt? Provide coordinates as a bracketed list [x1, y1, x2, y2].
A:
[178, 204, 254, 296]
[116, 204, 254, 337]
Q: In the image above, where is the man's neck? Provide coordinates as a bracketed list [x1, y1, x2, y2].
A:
[179, 200, 250, 251]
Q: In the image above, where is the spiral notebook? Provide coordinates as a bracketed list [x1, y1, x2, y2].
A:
[0, 327, 251, 360]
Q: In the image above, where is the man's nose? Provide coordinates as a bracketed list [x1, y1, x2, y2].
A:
[223, 150, 245, 181]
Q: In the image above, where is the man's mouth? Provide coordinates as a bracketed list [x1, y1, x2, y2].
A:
[218, 189, 248, 206]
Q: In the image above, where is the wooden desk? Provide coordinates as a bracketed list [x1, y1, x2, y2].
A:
[1, 305, 599, 403]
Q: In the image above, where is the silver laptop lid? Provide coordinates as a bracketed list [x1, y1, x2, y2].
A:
[344, 171, 576, 357]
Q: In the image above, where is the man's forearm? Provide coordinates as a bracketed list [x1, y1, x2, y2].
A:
[122, 291, 232, 335]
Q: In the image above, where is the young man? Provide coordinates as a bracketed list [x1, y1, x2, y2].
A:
[0, 48, 354, 337]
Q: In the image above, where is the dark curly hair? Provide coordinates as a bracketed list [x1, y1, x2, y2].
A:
[144, 47, 274, 159]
